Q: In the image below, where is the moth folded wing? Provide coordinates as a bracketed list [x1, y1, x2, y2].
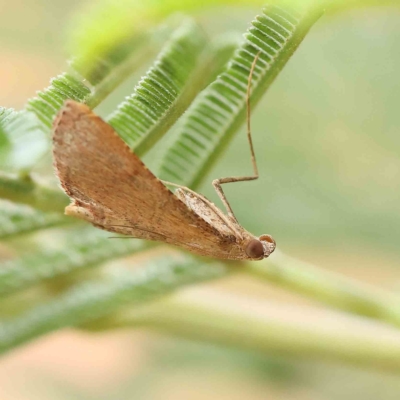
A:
[52, 100, 251, 260]
[66, 201, 167, 242]
[174, 188, 235, 238]
[65, 197, 237, 258]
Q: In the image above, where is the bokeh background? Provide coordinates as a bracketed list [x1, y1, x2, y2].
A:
[1, 1, 400, 399]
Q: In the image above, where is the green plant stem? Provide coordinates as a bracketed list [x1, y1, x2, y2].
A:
[245, 251, 400, 329]
[0, 228, 149, 298]
[0, 171, 68, 213]
[0, 253, 229, 354]
[93, 288, 400, 373]
[3, 247, 400, 361]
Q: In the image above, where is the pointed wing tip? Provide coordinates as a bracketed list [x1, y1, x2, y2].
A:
[62, 99, 89, 112]
[52, 100, 91, 134]
[52, 100, 92, 190]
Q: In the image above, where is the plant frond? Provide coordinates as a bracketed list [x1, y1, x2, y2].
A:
[0, 110, 48, 170]
[0, 201, 65, 239]
[25, 28, 162, 136]
[0, 171, 68, 212]
[4, 31, 157, 170]
[67, 0, 265, 69]
[26, 73, 92, 130]
[157, 3, 323, 188]
[0, 252, 228, 353]
[107, 18, 209, 153]
[0, 228, 147, 298]
[0, 108, 13, 148]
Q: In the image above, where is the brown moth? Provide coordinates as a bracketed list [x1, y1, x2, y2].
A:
[52, 56, 276, 261]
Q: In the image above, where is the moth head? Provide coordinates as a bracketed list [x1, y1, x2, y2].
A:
[245, 235, 276, 260]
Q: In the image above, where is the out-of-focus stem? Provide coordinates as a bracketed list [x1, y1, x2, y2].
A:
[98, 288, 400, 373]
[245, 251, 400, 329]
[0, 171, 68, 213]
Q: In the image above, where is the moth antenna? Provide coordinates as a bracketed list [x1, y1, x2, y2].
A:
[107, 224, 138, 229]
[108, 236, 138, 239]
[105, 224, 166, 238]
[246, 50, 261, 177]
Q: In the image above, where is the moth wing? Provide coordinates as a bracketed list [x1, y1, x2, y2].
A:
[174, 188, 234, 237]
[52, 101, 246, 260]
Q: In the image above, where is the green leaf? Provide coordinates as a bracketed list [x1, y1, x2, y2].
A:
[107, 18, 209, 153]
[4, 33, 156, 170]
[26, 73, 92, 130]
[107, 19, 238, 156]
[2, 53, 157, 172]
[0, 201, 66, 239]
[71, 33, 149, 87]
[26, 30, 159, 135]
[0, 110, 48, 170]
[0, 171, 68, 212]
[2, 78, 89, 170]
[76, 29, 165, 108]
[0, 2, 323, 355]
[67, 0, 264, 70]
[0, 108, 13, 166]
[0, 253, 228, 353]
[157, 3, 323, 188]
[0, 107, 13, 148]
[0, 227, 147, 298]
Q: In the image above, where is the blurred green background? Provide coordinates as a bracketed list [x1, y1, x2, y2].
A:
[1, 1, 400, 399]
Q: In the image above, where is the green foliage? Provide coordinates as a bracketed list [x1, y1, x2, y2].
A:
[0, 109, 47, 170]
[0, 227, 147, 298]
[107, 19, 210, 153]
[157, 4, 322, 187]
[0, 3, 323, 353]
[0, 201, 65, 239]
[27, 74, 92, 130]
[1, 0, 399, 371]
[0, 108, 12, 147]
[0, 253, 228, 353]
[67, 0, 265, 69]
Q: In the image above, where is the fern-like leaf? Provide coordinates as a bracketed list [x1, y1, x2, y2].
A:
[0, 3, 324, 355]
[0, 201, 65, 239]
[0, 253, 228, 353]
[0, 108, 13, 148]
[26, 74, 92, 130]
[107, 18, 209, 153]
[0, 110, 48, 170]
[157, 4, 323, 188]
[0, 228, 147, 298]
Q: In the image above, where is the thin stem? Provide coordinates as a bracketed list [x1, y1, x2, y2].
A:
[92, 288, 400, 373]
[0, 254, 229, 354]
[0, 171, 68, 213]
[245, 250, 400, 328]
[3, 247, 400, 362]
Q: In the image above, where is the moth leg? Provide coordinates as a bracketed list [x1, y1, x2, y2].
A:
[212, 175, 257, 224]
[212, 52, 260, 224]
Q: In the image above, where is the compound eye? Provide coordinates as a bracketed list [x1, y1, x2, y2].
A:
[245, 239, 264, 259]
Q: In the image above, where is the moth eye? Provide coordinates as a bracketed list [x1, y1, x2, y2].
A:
[245, 239, 264, 259]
